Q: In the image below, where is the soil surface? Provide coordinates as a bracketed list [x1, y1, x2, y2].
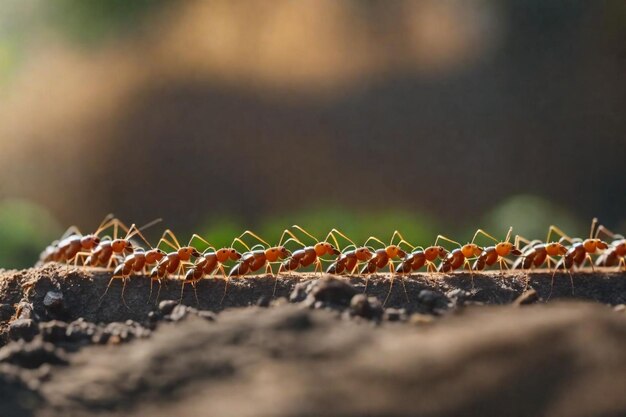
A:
[1, 264, 625, 417]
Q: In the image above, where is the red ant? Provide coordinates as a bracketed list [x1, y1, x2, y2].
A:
[181, 235, 242, 305]
[513, 233, 568, 271]
[225, 231, 295, 304]
[552, 219, 609, 271]
[97, 222, 163, 308]
[278, 226, 341, 275]
[148, 230, 202, 303]
[47, 214, 122, 265]
[471, 227, 523, 271]
[594, 224, 626, 271]
[359, 231, 413, 305]
[78, 218, 161, 270]
[325, 230, 373, 275]
[395, 244, 448, 274]
[436, 232, 484, 274]
[550, 219, 609, 297]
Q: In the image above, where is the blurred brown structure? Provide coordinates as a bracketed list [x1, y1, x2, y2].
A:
[0, 0, 624, 233]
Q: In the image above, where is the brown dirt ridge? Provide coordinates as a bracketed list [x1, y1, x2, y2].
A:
[0, 265, 625, 417]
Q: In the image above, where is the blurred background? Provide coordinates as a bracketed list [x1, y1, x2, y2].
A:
[0, 0, 624, 268]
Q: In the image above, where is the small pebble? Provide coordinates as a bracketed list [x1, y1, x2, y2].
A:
[43, 291, 64, 310]
[350, 294, 384, 321]
[158, 300, 178, 315]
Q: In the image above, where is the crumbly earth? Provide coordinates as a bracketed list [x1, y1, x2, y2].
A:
[0, 264, 625, 417]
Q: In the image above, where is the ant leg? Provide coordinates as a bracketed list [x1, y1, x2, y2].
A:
[155, 279, 164, 304]
[60, 226, 82, 240]
[278, 229, 304, 247]
[547, 225, 572, 244]
[148, 279, 155, 304]
[187, 234, 213, 250]
[582, 254, 596, 272]
[389, 230, 414, 249]
[98, 274, 122, 307]
[120, 277, 131, 310]
[391, 261, 409, 304]
[193, 282, 199, 306]
[236, 231, 270, 247]
[471, 229, 499, 245]
[73, 251, 90, 269]
[464, 260, 475, 289]
[327, 229, 356, 251]
[383, 273, 394, 307]
[125, 224, 154, 249]
[160, 230, 182, 249]
[314, 259, 322, 275]
[219, 265, 230, 306]
[434, 235, 462, 248]
[364, 236, 386, 247]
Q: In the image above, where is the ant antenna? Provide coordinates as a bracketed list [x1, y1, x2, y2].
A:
[236, 230, 270, 248]
[434, 234, 461, 248]
[364, 236, 386, 247]
[589, 217, 598, 239]
[471, 229, 498, 244]
[291, 225, 319, 243]
[278, 229, 305, 247]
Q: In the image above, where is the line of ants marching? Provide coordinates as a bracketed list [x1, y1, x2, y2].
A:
[39, 215, 626, 308]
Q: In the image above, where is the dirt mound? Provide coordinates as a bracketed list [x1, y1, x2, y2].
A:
[1, 265, 625, 417]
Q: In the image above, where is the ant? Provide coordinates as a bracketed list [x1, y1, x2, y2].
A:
[277, 225, 341, 275]
[471, 227, 523, 271]
[359, 231, 413, 305]
[436, 232, 484, 274]
[148, 230, 202, 303]
[98, 222, 163, 308]
[225, 231, 297, 303]
[549, 218, 609, 297]
[512, 233, 568, 272]
[49, 214, 123, 265]
[182, 235, 242, 305]
[325, 230, 373, 275]
[395, 244, 448, 274]
[552, 219, 609, 271]
[78, 218, 161, 270]
[594, 224, 625, 271]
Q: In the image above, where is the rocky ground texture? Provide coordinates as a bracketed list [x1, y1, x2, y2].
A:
[1, 264, 625, 417]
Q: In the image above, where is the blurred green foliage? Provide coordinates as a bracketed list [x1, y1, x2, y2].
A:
[48, 0, 167, 44]
[0, 199, 62, 269]
[478, 195, 585, 243]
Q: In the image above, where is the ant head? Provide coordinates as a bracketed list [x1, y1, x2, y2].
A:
[546, 242, 567, 256]
[385, 245, 405, 259]
[583, 239, 607, 253]
[146, 249, 166, 263]
[425, 246, 447, 261]
[111, 239, 131, 253]
[265, 246, 291, 262]
[217, 248, 241, 262]
[80, 235, 100, 249]
[356, 247, 372, 261]
[595, 239, 609, 250]
[315, 242, 339, 256]
[178, 246, 200, 261]
[495, 242, 517, 257]
[461, 244, 481, 258]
